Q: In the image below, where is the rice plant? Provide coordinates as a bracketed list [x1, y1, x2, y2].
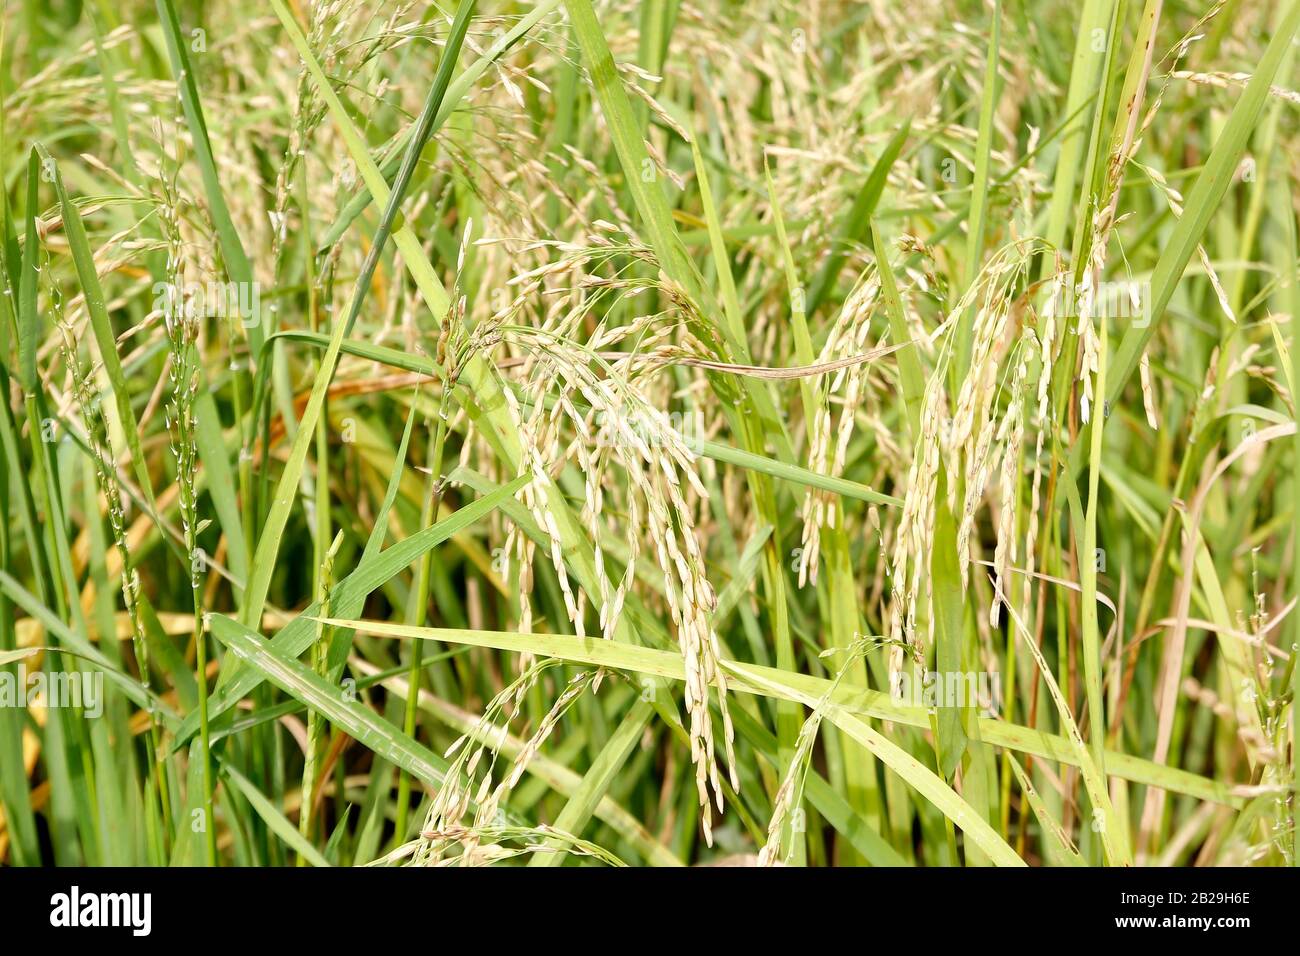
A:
[0, 0, 1296, 867]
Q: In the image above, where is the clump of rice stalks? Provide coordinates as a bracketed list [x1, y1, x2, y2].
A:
[758, 639, 876, 866]
[798, 273, 883, 587]
[889, 239, 1044, 665]
[3, 0, 1298, 871]
[48, 244, 175, 845]
[485, 255, 739, 841]
[155, 165, 218, 864]
[411, 659, 601, 865]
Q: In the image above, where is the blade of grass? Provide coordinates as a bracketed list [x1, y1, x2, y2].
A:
[1108, 0, 1300, 403]
[872, 224, 925, 439]
[954, 0, 1001, 377]
[804, 120, 910, 317]
[171, 474, 530, 748]
[209, 613, 452, 791]
[37, 148, 159, 524]
[320, 618, 1236, 805]
[219, 756, 331, 868]
[154, 0, 262, 354]
[240, 0, 476, 633]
